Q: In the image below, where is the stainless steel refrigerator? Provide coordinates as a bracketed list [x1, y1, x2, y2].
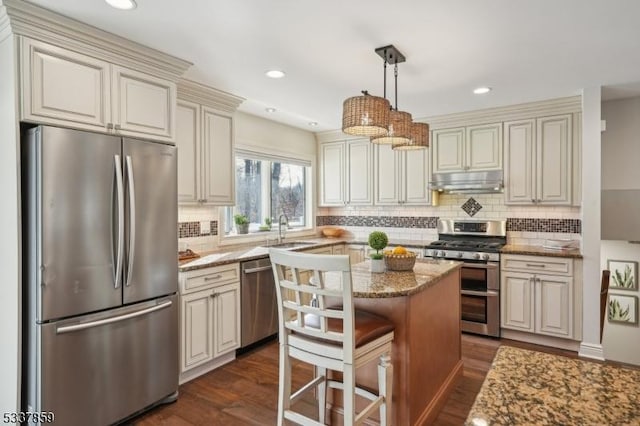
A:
[22, 126, 179, 425]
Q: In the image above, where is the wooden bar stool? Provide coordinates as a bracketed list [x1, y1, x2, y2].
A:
[269, 249, 395, 426]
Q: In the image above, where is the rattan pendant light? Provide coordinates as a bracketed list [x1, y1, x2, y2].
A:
[371, 51, 413, 145]
[342, 91, 390, 136]
[393, 121, 429, 150]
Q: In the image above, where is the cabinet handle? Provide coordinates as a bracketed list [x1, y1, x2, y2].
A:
[204, 274, 223, 281]
[210, 292, 218, 298]
[114, 124, 122, 131]
[107, 123, 114, 130]
[525, 264, 546, 268]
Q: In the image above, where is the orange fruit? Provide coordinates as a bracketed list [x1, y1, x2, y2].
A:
[392, 246, 407, 255]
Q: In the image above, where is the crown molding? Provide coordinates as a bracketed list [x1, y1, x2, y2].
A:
[420, 96, 582, 129]
[1, 0, 191, 81]
[177, 79, 244, 113]
[0, 5, 11, 43]
[314, 129, 368, 144]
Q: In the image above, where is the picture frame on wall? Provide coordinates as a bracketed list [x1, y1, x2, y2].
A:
[608, 294, 638, 325]
[607, 260, 638, 291]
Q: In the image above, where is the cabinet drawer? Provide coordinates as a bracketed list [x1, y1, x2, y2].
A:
[302, 246, 333, 255]
[181, 263, 240, 293]
[502, 255, 572, 276]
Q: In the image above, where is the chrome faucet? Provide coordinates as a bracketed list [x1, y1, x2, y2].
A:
[278, 214, 289, 243]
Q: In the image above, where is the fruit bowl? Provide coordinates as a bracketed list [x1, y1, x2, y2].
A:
[322, 227, 344, 238]
[384, 252, 417, 271]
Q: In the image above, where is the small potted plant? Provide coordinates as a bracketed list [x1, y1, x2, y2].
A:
[259, 217, 272, 232]
[233, 214, 250, 234]
[368, 231, 388, 273]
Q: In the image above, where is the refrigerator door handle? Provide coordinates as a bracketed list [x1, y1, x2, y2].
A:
[125, 155, 136, 287]
[114, 155, 125, 289]
[56, 300, 173, 334]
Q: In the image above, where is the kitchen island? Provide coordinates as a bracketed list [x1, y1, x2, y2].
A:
[323, 259, 462, 425]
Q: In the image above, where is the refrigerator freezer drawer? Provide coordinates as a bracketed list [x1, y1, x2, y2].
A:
[26, 295, 178, 425]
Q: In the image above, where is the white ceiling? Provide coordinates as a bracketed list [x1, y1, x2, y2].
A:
[29, 0, 640, 132]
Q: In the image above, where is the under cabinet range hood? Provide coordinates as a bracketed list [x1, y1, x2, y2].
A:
[430, 170, 504, 194]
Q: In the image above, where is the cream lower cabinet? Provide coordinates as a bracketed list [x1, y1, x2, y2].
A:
[504, 114, 573, 205]
[179, 263, 241, 382]
[431, 123, 502, 174]
[501, 255, 575, 339]
[374, 144, 431, 205]
[21, 37, 176, 143]
[319, 139, 372, 206]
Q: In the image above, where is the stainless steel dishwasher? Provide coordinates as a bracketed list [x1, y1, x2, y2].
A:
[240, 257, 278, 348]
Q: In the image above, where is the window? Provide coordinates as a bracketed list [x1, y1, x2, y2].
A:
[224, 153, 311, 235]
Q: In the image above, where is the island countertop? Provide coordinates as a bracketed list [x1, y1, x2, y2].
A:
[323, 259, 462, 298]
[466, 346, 640, 425]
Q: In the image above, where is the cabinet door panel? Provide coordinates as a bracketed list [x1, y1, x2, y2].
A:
[22, 38, 110, 129]
[501, 272, 534, 332]
[347, 140, 373, 205]
[432, 128, 465, 173]
[112, 65, 175, 141]
[536, 275, 572, 338]
[404, 148, 431, 205]
[466, 123, 502, 171]
[176, 101, 200, 203]
[203, 108, 234, 205]
[319, 142, 346, 206]
[214, 284, 240, 357]
[374, 144, 401, 205]
[537, 115, 572, 204]
[181, 292, 213, 372]
[504, 120, 535, 204]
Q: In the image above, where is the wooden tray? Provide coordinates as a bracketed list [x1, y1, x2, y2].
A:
[178, 249, 200, 261]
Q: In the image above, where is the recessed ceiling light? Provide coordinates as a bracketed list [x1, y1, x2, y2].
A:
[473, 87, 492, 95]
[105, 0, 137, 10]
[265, 70, 286, 79]
[265, 107, 277, 113]
[308, 122, 318, 127]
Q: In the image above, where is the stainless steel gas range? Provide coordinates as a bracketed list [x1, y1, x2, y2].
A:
[424, 218, 507, 337]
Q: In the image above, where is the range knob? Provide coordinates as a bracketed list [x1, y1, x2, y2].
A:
[482, 253, 490, 261]
[429, 250, 437, 257]
[439, 250, 446, 257]
[472, 253, 481, 260]
[457, 252, 464, 258]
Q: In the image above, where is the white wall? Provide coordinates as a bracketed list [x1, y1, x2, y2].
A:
[178, 112, 317, 251]
[600, 96, 640, 365]
[0, 33, 21, 415]
[578, 87, 603, 360]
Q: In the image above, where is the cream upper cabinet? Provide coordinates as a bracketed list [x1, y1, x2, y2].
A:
[176, 80, 242, 206]
[432, 123, 502, 173]
[21, 37, 176, 143]
[111, 65, 175, 141]
[505, 114, 572, 205]
[374, 144, 431, 205]
[319, 139, 372, 206]
[501, 255, 575, 340]
[202, 107, 234, 205]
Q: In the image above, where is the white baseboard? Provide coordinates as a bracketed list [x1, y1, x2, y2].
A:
[501, 329, 581, 352]
[578, 342, 605, 361]
[179, 351, 236, 385]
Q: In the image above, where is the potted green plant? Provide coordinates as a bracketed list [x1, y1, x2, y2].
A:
[368, 231, 388, 273]
[259, 217, 272, 232]
[233, 214, 250, 234]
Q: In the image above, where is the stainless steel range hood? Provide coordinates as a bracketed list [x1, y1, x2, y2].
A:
[430, 170, 504, 194]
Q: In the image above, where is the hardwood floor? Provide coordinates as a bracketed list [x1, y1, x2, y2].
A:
[132, 334, 579, 425]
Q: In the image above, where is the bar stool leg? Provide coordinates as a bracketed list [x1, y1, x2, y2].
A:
[316, 366, 327, 424]
[278, 344, 291, 426]
[342, 364, 355, 425]
[378, 353, 393, 426]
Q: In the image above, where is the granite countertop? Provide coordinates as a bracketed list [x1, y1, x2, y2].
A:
[322, 259, 462, 298]
[465, 346, 640, 425]
[501, 244, 583, 259]
[179, 237, 349, 272]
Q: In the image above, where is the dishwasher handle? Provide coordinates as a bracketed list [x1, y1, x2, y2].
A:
[243, 265, 273, 274]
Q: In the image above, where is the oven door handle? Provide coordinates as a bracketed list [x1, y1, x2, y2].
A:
[461, 262, 499, 270]
[461, 289, 499, 297]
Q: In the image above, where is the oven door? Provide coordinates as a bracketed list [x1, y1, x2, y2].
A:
[460, 262, 500, 337]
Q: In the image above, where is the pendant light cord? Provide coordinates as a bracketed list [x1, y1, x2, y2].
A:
[394, 62, 399, 111]
[383, 51, 387, 101]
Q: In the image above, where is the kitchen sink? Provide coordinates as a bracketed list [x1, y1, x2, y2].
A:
[268, 241, 315, 249]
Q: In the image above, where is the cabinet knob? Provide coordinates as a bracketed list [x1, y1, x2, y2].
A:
[114, 124, 122, 131]
[210, 292, 218, 298]
[107, 123, 114, 130]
